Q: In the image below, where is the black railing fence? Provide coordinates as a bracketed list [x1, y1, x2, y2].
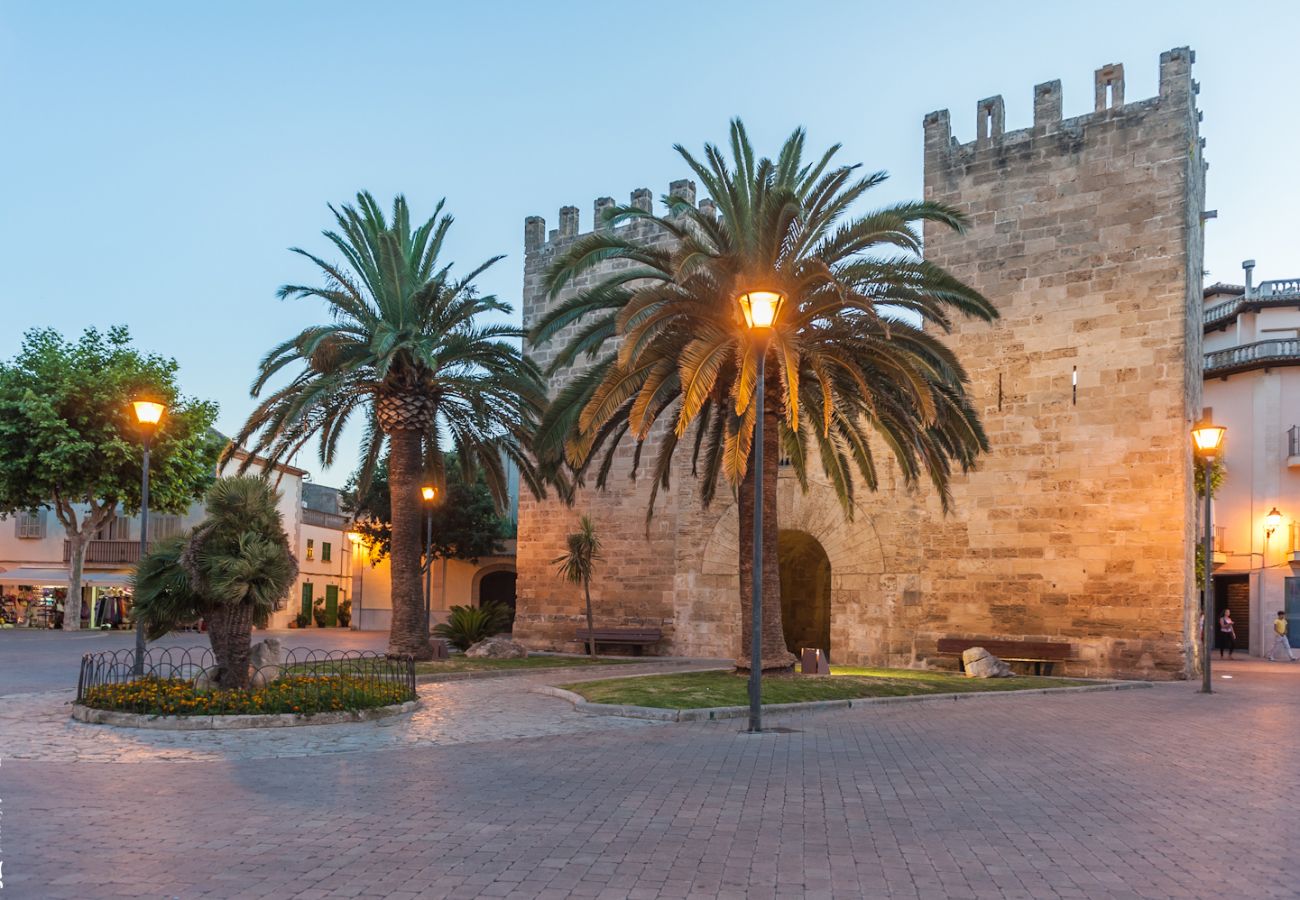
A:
[76, 647, 416, 712]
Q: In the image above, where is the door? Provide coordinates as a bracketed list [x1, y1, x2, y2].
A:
[325, 585, 339, 627]
[301, 583, 313, 622]
[1214, 575, 1250, 652]
[1286, 578, 1300, 649]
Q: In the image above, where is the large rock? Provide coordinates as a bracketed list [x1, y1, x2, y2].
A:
[961, 647, 1013, 678]
[248, 638, 286, 686]
[465, 637, 528, 659]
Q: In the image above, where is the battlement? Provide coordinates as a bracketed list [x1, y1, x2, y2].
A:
[924, 47, 1197, 163]
[525, 179, 710, 253]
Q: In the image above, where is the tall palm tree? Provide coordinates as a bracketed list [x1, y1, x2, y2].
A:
[227, 192, 544, 659]
[531, 121, 998, 671]
[553, 515, 602, 658]
[133, 475, 298, 689]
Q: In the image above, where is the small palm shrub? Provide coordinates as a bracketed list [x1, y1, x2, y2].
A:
[434, 603, 510, 651]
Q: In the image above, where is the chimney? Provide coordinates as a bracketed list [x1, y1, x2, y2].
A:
[1243, 259, 1256, 294]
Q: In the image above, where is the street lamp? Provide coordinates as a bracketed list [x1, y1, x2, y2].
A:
[1265, 507, 1282, 540]
[1191, 411, 1225, 694]
[737, 286, 785, 733]
[421, 485, 436, 635]
[131, 399, 166, 675]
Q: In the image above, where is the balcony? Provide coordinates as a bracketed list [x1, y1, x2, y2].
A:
[1204, 278, 1300, 331]
[1212, 526, 1227, 569]
[302, 507, 350, 530]
[1204, 338, 1300, 378]
[64, 540, 141, 566]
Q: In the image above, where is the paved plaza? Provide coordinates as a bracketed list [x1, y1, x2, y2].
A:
[2, 632, 1297, 899]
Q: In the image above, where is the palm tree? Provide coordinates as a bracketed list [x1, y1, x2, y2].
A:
[133, 476, 298, 689]
[226, 193, 545, 660]
[531, 121, 998, 671]
[553, 515, 602, 658]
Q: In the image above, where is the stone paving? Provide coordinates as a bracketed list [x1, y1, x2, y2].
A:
[3, 640, 1298, 898]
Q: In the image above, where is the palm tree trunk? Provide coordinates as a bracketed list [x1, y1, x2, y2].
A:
[208, 603, 255, 689]
[387, 427, 434, 660]
[736, 367, 796, 672]
[583, 579, 597, 659]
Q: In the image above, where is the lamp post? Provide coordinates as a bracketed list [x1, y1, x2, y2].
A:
[131, 399, 165, 676]
[421, 485, 436, 635]
[1192, 412, 1226, 694]
[347, 530, 364, 630]
[737, 287, 785, 734]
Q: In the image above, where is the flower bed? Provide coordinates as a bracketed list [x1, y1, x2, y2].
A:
[80, 674, 413, 717]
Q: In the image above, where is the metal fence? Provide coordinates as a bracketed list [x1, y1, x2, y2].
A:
[76, 647, 416, 711]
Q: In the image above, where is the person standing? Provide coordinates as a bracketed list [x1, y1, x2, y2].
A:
[1218, 609, 1236, 659]
[1266, 611, 1296, 662]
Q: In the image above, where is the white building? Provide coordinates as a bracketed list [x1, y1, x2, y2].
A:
[0, 450, 350, 631]
[1202, 261, 1300, 655]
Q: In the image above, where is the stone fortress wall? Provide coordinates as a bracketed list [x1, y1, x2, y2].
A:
[515, 48, 1205, 679]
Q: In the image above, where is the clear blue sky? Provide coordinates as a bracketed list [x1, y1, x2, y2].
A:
[2, 1, 1297, 485]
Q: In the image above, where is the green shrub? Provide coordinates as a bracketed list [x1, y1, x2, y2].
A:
[337, 599, 352, 628]
[81, 675, 412, 717]
[312, 597, 328, 628]
[434, 603, 510, 651]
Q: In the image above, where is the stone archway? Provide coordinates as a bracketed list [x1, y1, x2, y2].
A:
[474, 565, 517, 632]
[778, 530, 832, 657]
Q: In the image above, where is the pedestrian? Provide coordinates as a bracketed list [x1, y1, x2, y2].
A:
[1218, 609, 1236, 659]
[1266, 611, 1296, 662]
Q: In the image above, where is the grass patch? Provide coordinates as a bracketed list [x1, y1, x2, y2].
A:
[80, 675, 412, 717]
[414, 655, 641, 675]
[562, 667, 1094, 709]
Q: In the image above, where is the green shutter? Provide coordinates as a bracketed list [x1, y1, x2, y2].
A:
[325, 585, 339, 627]
[323, 542, 332, 562]
[301, 583, 313, 621]
[1286, 578, 1300, 648]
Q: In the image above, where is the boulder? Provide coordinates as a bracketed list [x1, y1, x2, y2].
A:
[248, 638, 286, 686]
[961, 646, 1013, 678]
[465, 637, 528, 659]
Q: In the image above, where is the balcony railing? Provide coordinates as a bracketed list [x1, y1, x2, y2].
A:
[1203, 338, 1300, 377]
[65, 540, 141, 565]
[1204, 278, 1300, 330]
[302, 507, 350, 530]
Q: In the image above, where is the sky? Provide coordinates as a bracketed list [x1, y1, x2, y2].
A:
[2, 0, 1297, 486]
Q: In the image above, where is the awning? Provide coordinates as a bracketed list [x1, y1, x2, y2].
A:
[0, 567, 134, 589]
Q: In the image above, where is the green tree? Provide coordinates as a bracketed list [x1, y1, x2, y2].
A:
[0, 326, 220, 630]
[133, 476, 299, 689]
[532, 121, 997, 671]
[553, 515, 602, 658]
[342, 455, 511, 566]
[228, 193, 544, 660]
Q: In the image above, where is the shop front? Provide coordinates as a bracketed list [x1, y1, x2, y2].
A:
[0, 567, 135, 629]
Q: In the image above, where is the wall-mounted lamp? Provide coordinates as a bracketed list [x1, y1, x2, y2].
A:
[1265, 507, 1283, 540]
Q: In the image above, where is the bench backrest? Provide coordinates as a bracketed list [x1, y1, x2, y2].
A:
[936, 638, 1073, 660]
[575, 628, 663, 642]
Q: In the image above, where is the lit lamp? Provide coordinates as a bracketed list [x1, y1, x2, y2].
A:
[1265, 507, 1283, 540]
[420, 484, 437, 634]
[1191, 411, 1226, 694]
[131, 398, 166, 674]
[737, 286, 786, 734]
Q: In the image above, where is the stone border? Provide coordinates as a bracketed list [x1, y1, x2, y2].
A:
[70, 699, 419, 731]
[415, 658, 710, 684]
[536, 681, 1154, 722]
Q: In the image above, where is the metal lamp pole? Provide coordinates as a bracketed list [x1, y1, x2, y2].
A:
[748, 336, 767, 733]
[1192, 412, 1225, 694]
[130, 400, 164, 676]
[421, 486, 436, 635]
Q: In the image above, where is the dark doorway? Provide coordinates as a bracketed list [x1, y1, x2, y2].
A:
[778, 530, 831, 658]
[1214, 574, 1250, 652]
[479, 570, 517, 632]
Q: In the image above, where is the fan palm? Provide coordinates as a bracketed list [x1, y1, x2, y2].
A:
[227, 193, 545, 659]
[552, 515, 603, 658]
[133, 475, 298, 689]
[531, 120, 998, 671]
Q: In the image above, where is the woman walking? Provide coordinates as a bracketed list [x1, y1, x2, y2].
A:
[1218, 609, 1237, 659]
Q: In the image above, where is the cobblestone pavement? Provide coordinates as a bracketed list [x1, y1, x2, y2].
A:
[4, 658, 1298, 899]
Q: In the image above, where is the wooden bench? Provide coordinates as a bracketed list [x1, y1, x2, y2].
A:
[574, 627, 663, 656]
[936, 638, 1074, 676]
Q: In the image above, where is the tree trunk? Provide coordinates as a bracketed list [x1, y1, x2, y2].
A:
[736, 368, 796, 672]
[387, 427, 434, 659]
[207, 603, 254, 689]
[64, 531, 88, 631]
[583, 579, 597, 659]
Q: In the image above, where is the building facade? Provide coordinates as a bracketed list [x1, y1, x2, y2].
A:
[1202, 265, 1300, 655]
[515, 49, 1206, 679]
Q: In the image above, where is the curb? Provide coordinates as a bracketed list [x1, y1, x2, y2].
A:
[536, 680, 1154, 722]
[69, 699, 420, 730]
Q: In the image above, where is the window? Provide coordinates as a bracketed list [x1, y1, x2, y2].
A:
[148, 514, 182, 541]
[95, 514, 130, 541]
[322, 542, 332, 563]
[14, 509, 46, 539]
[306, 539, 314, 561]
